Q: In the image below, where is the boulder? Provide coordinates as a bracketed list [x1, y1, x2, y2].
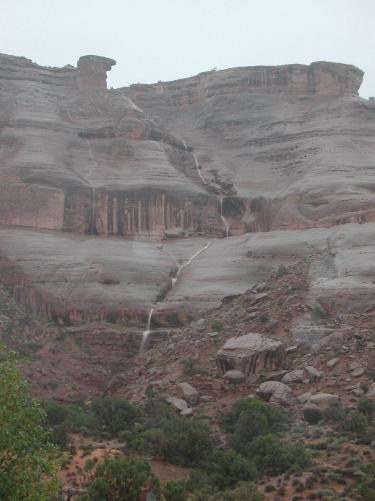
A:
[178, 382, 200, 406]
[303, 403, 323, 424]
[309, 393, 340, 410]
[297, 391, 312, 404]
[164, 395, 188, 412]
[180, 408, 193, 416]
[216, 333, 285, 377]
[303, 366, 322, 381]
[256, 381, 294, 407]
[285, 345, 298, 354]
[351, 367, 365, 377]
[223, 370, 245, 383]
[326, 357, 339, 368]
[281, 369, 304, 384]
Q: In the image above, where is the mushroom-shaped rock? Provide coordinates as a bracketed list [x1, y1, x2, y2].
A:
[178, 382, 200, 406]
[216, 333, 285, 377]
[256, 381, 294, 407]
[77, 55, 116, 91]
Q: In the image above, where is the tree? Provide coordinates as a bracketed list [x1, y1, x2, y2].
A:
[79, 456, 160, 501]
[221, 398, 288, 454]
[91, 395, 141, 436]
[0, 352, 60, 500]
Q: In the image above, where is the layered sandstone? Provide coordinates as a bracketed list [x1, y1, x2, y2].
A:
[0, 53, 214, 239]
[124, 61, 375, 234]
[1, 54, 375, 327]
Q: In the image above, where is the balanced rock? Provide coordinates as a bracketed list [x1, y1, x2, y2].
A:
[216, 333, 285, 377]
[178, 382, 200, 406]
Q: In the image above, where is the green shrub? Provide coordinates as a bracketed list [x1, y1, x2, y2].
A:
[276, 264, 288, 277]
[181, 357, 200, 377]
[311, 306, 330, 321]
[221, 398, 288, 454]
[78, 456, 160, 501]
[42, 400, 97, 445]
[133, 399, 215, 467]
[204, 448, 258, 490]
[342, 411, 369, 434]
[358, 397, 375, 419]
[222, 482, 262, 501]
[163, 480, 188, 501]
[211, 320, 224, 332]
[357, 462, 375, 500]
[246, 434, 310, 475]
[91, 396, 141, 437]
[259, 313, 269, 323]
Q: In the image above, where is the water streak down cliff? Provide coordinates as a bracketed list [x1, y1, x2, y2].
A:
[1, 53, 375, 327]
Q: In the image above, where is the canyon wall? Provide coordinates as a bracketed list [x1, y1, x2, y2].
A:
[1, 54, 375, 327]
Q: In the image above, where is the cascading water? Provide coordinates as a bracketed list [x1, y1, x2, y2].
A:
[140, 308, 154, 353]
[220, 197, 230, 237]
[193, 154, 206, 185]
[91, 187, 96, 235]
[86, 139, 97, 235]
[168, 242, 210, 291]
[182, 140, 188, 151]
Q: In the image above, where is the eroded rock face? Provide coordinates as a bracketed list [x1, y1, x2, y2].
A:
[0, 53, 215, 239]
[1, 54, 375, 328]
[216, 333, 285, 377]
[124, 61, 375, 234]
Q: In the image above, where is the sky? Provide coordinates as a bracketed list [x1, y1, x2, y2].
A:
[1, 0, 374, 97]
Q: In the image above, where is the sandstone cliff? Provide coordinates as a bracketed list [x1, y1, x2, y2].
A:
[0, 54, 375, 327]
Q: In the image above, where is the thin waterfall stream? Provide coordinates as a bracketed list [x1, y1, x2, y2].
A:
[140, 308, 154, 353]
[140, 242, 211, 352]
[220, 197, 230, 237]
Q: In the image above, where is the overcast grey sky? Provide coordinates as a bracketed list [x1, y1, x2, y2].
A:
[1, 0, 374, 97]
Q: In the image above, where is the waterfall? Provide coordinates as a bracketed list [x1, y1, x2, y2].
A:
[140, 308, 154, 353]
[91, 187, 96, 234]
[193, 154, 206, 185]
[165, 242, 211, 293]
[219, 198, 230, 237]
[182, 140, 188, 151]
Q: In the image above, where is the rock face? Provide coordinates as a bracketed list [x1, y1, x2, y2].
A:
[216, 333, 285, 377]
[124, 61, 373, 234]
[0, 53, 214, 239]
[1, 53, 375, 328]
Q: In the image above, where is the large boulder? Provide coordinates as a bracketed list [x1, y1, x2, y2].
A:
[178, 382, 200, 406]
[164, 395, 188, 413]
[216, 333, 285, 377]
[223, 370, 246, 383]
[256, 381, 294, 407]
[303, 393, 341, 423]
[281, 369, 304, 384]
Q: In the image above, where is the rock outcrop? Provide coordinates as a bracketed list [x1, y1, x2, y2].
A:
[216, 333, 285, 377]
